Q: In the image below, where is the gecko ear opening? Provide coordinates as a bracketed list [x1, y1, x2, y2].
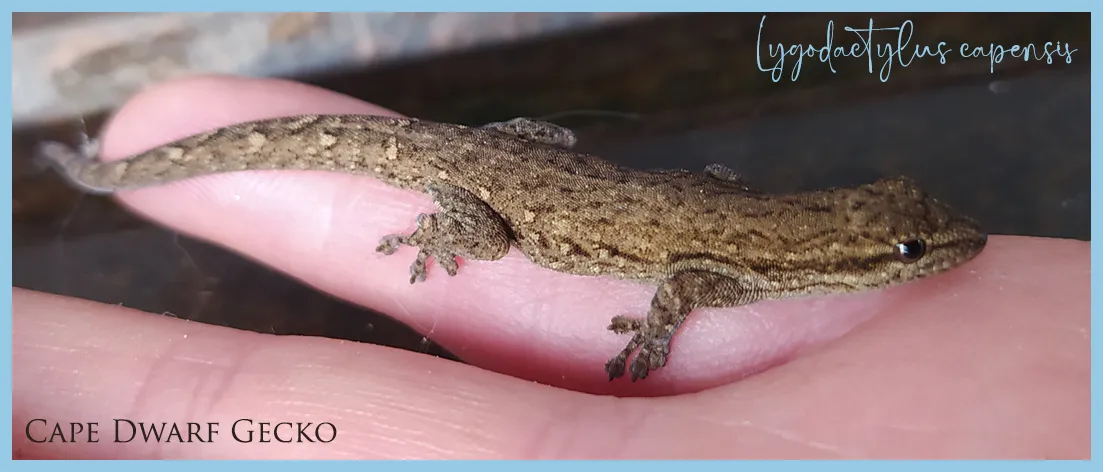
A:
[893, 239, 927, 263]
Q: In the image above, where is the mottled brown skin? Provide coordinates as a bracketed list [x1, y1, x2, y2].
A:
[37, 114, 988, 381]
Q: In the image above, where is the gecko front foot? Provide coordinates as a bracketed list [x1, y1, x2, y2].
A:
[375, 182, 511, 284]
[481, 117, 578, 149]
[604, 270, 750, 381]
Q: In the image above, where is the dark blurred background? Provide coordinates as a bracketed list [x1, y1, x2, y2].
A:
[11, 13, 1090, 363]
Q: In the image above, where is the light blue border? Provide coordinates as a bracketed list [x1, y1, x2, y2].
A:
[4, 3, 1096, 465]
[1085, 1, 1094, 467]
[4, 6, 14, 464]
[1, 1, 1098, 12]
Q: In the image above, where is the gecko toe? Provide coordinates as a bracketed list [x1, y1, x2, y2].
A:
[408, 251, 431, 283]
[608, 315, 642, 333]
[604, 354, 628, 380]
[376, 235, 407, 255]
[404, 248, 462, 284]
[629, 354, 651, 381]
[436, 252, 460, 276]
[625, 338, 671, 381]
[646, 341, 670, 370]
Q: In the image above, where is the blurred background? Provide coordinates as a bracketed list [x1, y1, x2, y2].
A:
[11, 12, 1090, 363]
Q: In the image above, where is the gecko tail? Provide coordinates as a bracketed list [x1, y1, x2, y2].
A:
[35, 140, 117, 195]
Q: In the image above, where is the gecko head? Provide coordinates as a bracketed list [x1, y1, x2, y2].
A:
[833, 176, 987, 287]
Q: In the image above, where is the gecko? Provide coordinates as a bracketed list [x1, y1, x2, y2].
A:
[36, 114, 988, 381]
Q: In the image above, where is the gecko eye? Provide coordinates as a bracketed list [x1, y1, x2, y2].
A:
[894, 239, 927, 263]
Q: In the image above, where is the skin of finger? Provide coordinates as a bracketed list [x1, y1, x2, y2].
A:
[85, 75, 989, 395]
[12, 235, 1087, 459]
[11, 288, 602, 459]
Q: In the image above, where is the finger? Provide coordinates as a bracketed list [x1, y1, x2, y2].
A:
[11, 288, 584, 459]
[86, 75, 982, 395]
[688, 235, 1089, 459]
[14, 235, 1087, 460]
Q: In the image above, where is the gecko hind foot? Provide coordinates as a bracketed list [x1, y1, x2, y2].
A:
[376, 227, 460, 284]
[375, 182, 511, 284]
[604, 316, 671, 382]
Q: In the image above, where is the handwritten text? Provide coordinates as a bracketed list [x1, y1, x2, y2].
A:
[755, 15, 1078, 82]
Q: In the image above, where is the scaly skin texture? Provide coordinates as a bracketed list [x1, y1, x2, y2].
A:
[37, 114, 988, 381]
